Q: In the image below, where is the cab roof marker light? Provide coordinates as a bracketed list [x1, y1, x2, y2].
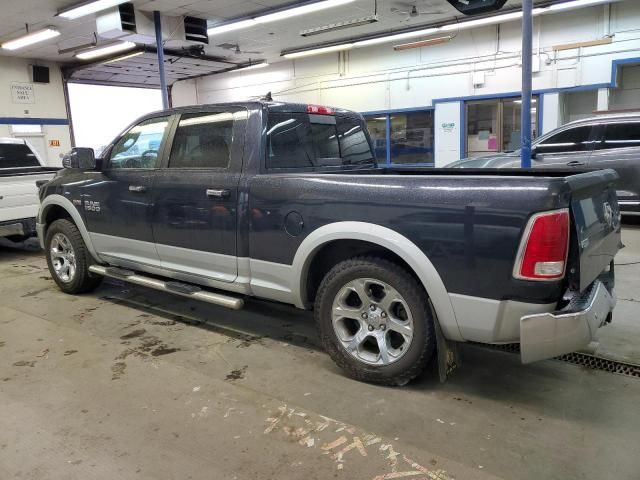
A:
[58, 0, 129, 20]
[1, 27, 60, 51]
[75, 41, 136, 60]
[208, 0, 355, 36]
[307, 105, 334, 115]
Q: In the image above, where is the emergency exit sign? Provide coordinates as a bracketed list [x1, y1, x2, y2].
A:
[49, 139, 61, 147]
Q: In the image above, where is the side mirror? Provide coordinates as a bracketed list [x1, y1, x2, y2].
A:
[530, 147, 537, 160]
[62, 147, 96, 170]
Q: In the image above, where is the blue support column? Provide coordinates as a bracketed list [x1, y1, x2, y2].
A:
[154, 10, 169, 110]
[385, 114, 391, 165]
[520, 0, 533, 168]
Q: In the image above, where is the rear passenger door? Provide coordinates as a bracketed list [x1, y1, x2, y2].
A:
[533, 124, 598, 168]
[588, 121, 640, 201]
[151, 108, 247, 283]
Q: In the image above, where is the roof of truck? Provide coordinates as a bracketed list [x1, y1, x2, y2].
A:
[0, 137, 27, 145]
[563, 112, 640, 127]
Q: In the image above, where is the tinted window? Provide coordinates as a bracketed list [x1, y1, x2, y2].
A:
[267, 112, 373, 169]
[169, 112, 234, 168]
[110, 116, 169, 169]
[600, 122, 640, 149]
[536, 126, 594, 154]
[0, 143, 40, 168]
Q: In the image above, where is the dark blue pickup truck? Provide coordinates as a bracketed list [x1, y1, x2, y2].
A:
[37, 101, 622, 385]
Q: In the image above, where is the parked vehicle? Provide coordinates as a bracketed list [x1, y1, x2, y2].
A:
[447, 113, 640, 216]
[0, 137, 58, 241]
[37, 102, 621, 385]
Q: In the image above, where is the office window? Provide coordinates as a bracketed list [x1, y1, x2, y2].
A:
[169, 112, 234, 169]
[390, 111, 434, 165]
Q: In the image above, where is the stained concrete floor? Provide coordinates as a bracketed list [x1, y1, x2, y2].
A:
[1, 224, 639, 480]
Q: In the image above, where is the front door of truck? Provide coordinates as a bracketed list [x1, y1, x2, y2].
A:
[151, 108, 247, 283]
[82, 115, 172, 267]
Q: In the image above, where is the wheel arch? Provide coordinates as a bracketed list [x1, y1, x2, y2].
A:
[38, 194, 101, 262]
[291, 221, 463, 341]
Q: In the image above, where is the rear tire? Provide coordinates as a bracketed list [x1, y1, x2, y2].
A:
[45, 219, 102, 294]
[314, 256, 435, 386]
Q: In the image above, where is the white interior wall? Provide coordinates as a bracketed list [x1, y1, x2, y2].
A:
[0, 56, 71, 167]
[172, 1, 640, 163]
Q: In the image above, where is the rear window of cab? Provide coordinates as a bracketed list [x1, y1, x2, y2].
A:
[266, 111, 374, 170]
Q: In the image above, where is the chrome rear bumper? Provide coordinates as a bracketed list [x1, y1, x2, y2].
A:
[520, 280, 615, 363]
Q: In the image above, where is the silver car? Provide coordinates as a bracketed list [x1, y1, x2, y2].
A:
[448, 113, 640, 215]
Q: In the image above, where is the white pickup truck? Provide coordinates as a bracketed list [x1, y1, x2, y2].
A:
[0, 138, 59, 241]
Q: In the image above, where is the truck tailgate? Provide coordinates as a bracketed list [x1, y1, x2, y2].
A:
[567, 169, 622, 292]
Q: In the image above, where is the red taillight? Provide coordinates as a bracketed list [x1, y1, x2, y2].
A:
[514, 209, 570, 281]
[307, 104, 334, 115]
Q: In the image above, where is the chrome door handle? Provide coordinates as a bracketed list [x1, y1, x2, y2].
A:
[206, 189, 230, 198]
[566, 160, 585, 167]
[129, 185, 147, 192]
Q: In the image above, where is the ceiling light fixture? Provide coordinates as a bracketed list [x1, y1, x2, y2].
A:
[102, 50, 145, 64]
[1, 27, 60, 51]
[301, 15, 379, 37]
[208, 0, 356, 36]
[393, 36, 452, 51]
[75, 41, 136, 60]
[231, 62, 269, 72]
[281, 0, 617, 59]
[283, 43, 354, 59]
[58, 0, 129, 20]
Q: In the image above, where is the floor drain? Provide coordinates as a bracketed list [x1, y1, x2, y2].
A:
[469, 342, 640, 378]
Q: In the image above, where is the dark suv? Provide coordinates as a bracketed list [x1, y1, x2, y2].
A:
[448, 113, 640, 215]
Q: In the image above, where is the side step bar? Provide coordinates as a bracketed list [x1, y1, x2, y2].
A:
[88, 265, 244, 310]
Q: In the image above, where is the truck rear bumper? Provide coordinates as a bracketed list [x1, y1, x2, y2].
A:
[520, 280, 615, 363]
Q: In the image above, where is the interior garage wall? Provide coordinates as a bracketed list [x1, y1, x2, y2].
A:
[0, 56, 71, 167]
[172, 1, 640, 166]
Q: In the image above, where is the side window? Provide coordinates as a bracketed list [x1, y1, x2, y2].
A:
[109, 116, 169, 169]
[336, 117, 374, 164]
[168, 112, 234, 168]
[536, 126, 594, 154]
[600, 122, 640, 150]
[0, 143, 40, 168]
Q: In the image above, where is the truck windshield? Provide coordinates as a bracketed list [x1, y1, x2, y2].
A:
[266, 112, 374, 170]
[0, 143, 40, 169]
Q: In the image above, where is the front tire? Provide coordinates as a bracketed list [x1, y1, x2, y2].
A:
[45, 219, 102, 294]
[315, 256, 435, 386]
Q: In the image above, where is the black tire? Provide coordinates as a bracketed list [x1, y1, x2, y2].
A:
[314, 256, 436, 386]
[44, 219, 103, 294]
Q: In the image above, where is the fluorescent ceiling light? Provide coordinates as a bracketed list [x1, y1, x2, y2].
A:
[58, 0, 129, 20]
[354, 27, 440, 47]
[102, 50, 144, 64]
[208, 0, 355, 36]
[75, 41, 136, 60]
[547, 0, 615, 12]
[1, 27, 60, 50]
[231, 62, 269, 72]
[394, 36, 452, 51]
[284, 43, 353, 59]
[301, 15, 379, 37]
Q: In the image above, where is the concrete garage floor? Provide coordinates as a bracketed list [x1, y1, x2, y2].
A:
[1, 227, 639, 480]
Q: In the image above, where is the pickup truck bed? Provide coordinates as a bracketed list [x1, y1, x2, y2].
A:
[36, 101, 622, 386]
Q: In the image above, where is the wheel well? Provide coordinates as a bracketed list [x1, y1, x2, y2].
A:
[42, 205, 73, 234]
[304, 239, 421, 306]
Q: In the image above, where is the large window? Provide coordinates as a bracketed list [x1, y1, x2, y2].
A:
[390, 111, 434, 165]
[110, 116, 169, 169]
[466, 97, 538, 157]
[266, 112, 373, 170]
[364, 115, 387, 161]
[0, 142, 40, 169]
[169, 112, 234, 169]
[561, 90, 597, 124]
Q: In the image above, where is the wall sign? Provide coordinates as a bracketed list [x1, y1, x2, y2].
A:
[11, 82, 35, 104]
[441, 122, 456, 133]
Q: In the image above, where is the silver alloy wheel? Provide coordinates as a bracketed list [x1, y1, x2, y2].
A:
[50, 233, 77, 283]
[331, 277, 414, 366]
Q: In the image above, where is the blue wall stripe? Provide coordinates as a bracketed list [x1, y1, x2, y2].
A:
[0, 117, 69, 125]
